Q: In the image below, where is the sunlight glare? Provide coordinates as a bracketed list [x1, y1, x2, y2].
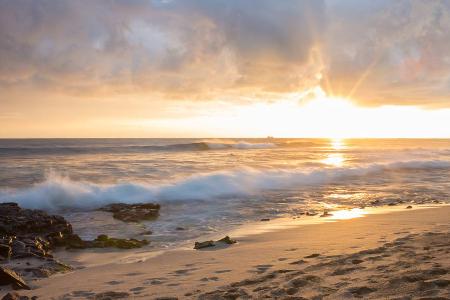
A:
[331, 138, 345, 150]
[331, 208, 367, 220]
[322, 153, 345, 167]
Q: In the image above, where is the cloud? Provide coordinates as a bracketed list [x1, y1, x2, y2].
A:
[0, 0, 325, 99]
[0, 0, 449, 107]
[323, 0, 450, 107]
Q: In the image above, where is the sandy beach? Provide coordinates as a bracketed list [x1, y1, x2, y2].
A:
[5, 205, 448, 300]
[2, 0, 450, 298]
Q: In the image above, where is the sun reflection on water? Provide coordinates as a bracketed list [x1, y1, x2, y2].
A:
[331, 138, 345, 150]
[322, 153, 345, 167]
[330, 208, 367, 220]
[322, 138, 346, 167]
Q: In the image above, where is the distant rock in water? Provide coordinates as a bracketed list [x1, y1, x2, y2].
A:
[99, 203, 160, 222]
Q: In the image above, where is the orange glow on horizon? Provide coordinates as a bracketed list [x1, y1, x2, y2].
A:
[122, 87, 450, 139]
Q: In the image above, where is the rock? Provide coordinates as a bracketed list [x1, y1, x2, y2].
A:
[319, 211, 333, 217]
[175, 227, 185, 231]
[99, 203, 160, 222]
[0, 243, 12, 259]
[306, 211, 318, 216]
[260, 218, 270, 221]
[66, 234, 149, 250]
[194, 240, 215, 250]
[194, 236, 237, 249]
[217, 236, 237, 244]
[1, 292, 36, 300]
[406, 205, 413, 209]
[0, 202, 76, 259]
[0, 266, 30, 290]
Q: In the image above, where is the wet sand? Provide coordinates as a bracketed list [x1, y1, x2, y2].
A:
[8, 205, 450, 299]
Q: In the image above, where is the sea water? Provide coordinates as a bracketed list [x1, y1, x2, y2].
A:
[1, 138, 449, 249]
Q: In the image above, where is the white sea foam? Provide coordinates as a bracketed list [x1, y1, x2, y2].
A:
[0, 160, 449, 211]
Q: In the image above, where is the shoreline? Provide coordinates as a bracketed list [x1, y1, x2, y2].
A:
[5, 204, 449, 299]
[54, 204, 447, 268]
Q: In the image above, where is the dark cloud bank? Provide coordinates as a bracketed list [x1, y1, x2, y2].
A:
[0, 0, 449, 106]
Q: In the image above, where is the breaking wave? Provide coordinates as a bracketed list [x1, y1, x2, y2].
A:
[1, 159, 449, 212]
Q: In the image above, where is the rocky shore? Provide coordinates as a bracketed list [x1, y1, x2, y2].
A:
[0, 202, 159, 292]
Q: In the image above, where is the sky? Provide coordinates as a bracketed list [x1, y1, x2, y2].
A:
[1, 0, 450, 138]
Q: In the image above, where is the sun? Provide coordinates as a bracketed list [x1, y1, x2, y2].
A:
[130, 86, 450, 138]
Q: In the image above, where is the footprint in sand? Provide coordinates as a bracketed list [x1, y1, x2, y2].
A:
[348, 286, 376, 297]
[143, 277, 167, 285]
[129, 286, 146, 294]
[69, 290, 96, 297]
[289, 259, 307, 265]
[215, 269, 232, 274]
[200, 276, 220, 282]
[106, 280, 124, 285]
[351, 259, 364, 265]
[304, 253, 321, 258]
[172, 267, 199, 276]
[124, 272, 144, 276]
[253, 264, 273, 274]
[166, 283, 180, 287]
[331, 266, 364, 276]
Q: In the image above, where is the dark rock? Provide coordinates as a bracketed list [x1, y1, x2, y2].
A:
[194, 240, 215, 250]
[217, 236, 237, 245]
[306, 211, 318, 216]
[175, 227, 185, 231]
[194, 236, 237, 249]
[0, 243, 12, 259]
[406, 205, 413, 209]
[260, 218, 270, 221]
[1, 292, 36, 300]
[0, 266, 30, 290]
[0, 202, 75, 259]
[66, 234, 149, 250]
[99, 203, 160, 222]
[319, 211, 333, 217]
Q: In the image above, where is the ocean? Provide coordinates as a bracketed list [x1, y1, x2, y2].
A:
[1, 138, 449, 249]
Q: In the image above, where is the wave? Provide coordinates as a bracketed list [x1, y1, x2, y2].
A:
[1, 159, 449, 212]
[0, 141, 276, 156]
